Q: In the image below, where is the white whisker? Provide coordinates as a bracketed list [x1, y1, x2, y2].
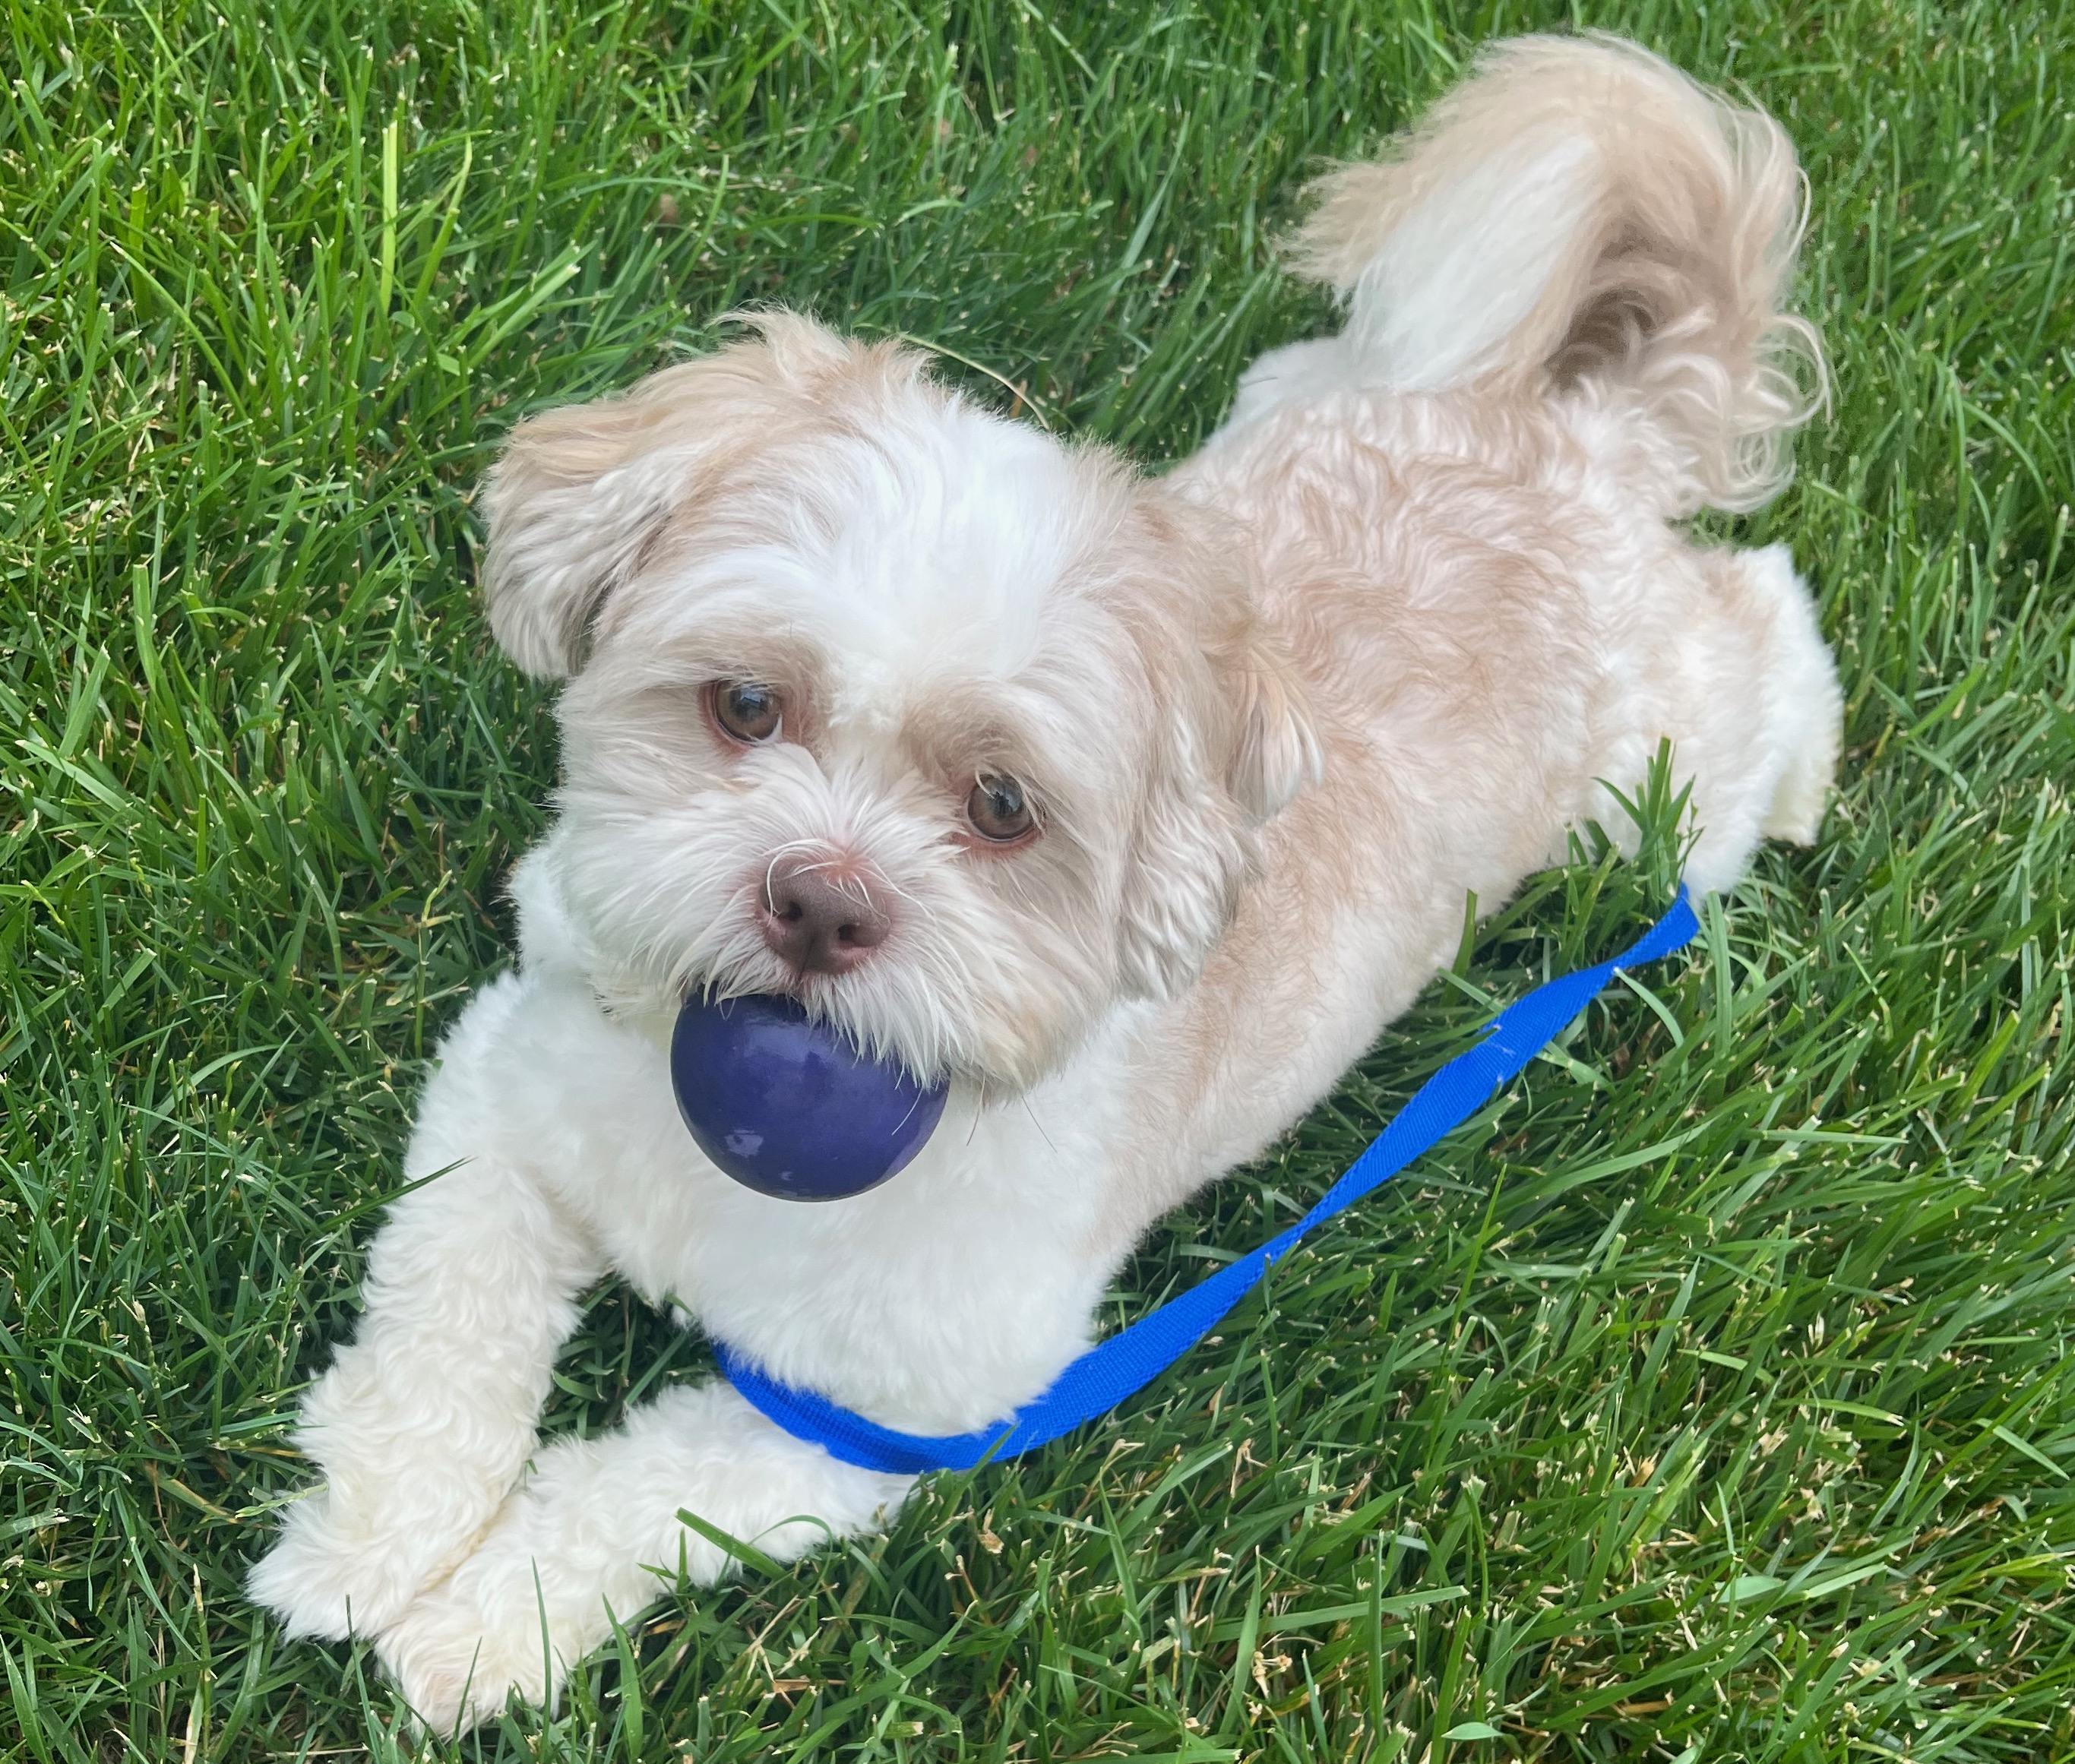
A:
[1020, 1095, 1058, 1155]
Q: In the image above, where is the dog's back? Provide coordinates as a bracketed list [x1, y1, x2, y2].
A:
[1143, 38, 1842, 1216]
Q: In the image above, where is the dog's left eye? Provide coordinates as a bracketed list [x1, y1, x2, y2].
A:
[966, 774, 1036, 843]
[710, 681, 783, 744]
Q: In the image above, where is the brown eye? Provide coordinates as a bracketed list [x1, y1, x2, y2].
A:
[966, 774, 1036, 843]
[710, 681, 783, 744]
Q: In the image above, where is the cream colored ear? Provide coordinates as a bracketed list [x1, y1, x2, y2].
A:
[1109, 541, 1322, 999]
[1217, 615, 1324, 822]
[481, 394, 700, 678]
[1114, 724, 1253, 1002]
[479, 313, 863, 679]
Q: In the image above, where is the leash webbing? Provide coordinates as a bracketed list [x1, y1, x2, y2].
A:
[716, 890, 1700, 1475]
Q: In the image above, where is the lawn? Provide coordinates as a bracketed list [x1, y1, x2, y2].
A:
[4, 0, 2073, 1758]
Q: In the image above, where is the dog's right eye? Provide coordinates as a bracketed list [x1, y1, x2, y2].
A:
[966, 773, 1037, 843]
[710, 681, 783, 744]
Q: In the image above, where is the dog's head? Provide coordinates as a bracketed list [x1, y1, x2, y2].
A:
[482, 314, 1318, 1091]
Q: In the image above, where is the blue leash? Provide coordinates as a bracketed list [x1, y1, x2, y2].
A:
[716, 890, 1700, 1475]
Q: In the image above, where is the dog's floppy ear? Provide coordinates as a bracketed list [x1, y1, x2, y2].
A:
[1214, 610, 1321, 825]
[1114, 526, 1322, 1001]
[479, 314, 854, 679]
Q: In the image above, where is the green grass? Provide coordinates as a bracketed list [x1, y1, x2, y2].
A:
[3, 0, 2073, 1756]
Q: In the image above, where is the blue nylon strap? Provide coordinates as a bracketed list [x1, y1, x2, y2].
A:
[716, 889, 1700, 1475]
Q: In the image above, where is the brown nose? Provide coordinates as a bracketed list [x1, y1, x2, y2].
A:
[759, 857, 891, 975]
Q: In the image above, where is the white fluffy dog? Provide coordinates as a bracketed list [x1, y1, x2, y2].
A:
[251, 35, 1842, 1728]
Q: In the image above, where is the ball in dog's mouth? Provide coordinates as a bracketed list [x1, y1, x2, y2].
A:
[669, 993, 949, 1201]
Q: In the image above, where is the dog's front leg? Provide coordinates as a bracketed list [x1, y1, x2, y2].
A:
[377, 1380, 912, 1731]
[249, 978, 609, 1639]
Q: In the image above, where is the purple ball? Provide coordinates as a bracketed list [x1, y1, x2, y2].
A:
[669, 993, 948, 1201]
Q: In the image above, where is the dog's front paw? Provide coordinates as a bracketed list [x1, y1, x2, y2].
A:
[376, 1551, 591, 1734]
[248, 1484, 466, 1640]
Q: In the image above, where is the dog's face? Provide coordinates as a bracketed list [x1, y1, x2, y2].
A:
[482, 315, 1317, 1091]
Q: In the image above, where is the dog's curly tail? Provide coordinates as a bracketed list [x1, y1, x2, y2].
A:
[1289, 33, 1825, 515]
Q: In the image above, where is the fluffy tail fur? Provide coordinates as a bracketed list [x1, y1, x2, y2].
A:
[1291, 34, 1824, 513]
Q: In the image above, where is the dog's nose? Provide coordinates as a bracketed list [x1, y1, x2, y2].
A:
[760, 858, 891, 975]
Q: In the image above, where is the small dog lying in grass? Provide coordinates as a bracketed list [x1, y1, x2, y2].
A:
[251, 33, 1841, 1728]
